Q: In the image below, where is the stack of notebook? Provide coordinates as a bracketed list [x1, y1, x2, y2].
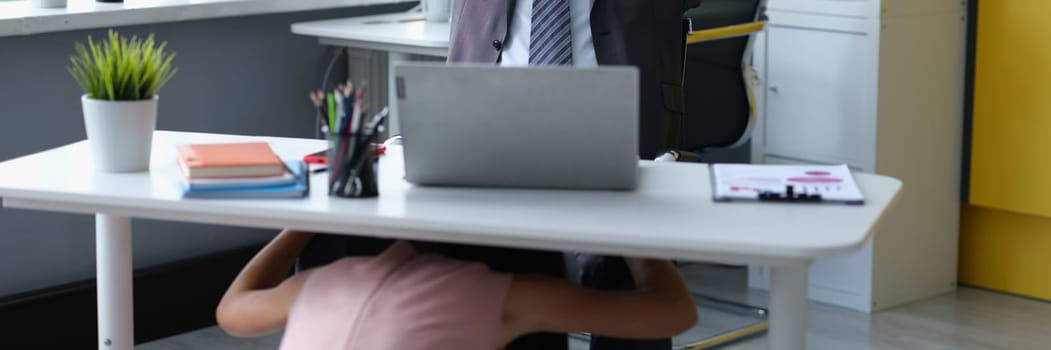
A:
[176, 142, 308, 198]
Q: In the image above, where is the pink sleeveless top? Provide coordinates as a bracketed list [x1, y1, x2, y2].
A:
[279, 241, 513, 350]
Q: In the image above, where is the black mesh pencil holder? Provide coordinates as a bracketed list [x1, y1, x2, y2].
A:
[328, 135, 379, 198]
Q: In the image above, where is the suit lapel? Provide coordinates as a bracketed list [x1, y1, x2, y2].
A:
[507, 0, 518, 31]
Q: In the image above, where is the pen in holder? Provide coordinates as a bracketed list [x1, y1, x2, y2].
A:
[328, 107, 389, 198]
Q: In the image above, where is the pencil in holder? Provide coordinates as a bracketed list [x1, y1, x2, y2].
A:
[328, 134, 379, 198]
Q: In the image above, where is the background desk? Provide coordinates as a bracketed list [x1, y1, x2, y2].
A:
[292, 12, 450, 134]
[0, 131, 901, 350]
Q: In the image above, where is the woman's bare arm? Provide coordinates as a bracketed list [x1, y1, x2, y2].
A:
[502, 258, 697, 342]
[216, 229, 316, 337]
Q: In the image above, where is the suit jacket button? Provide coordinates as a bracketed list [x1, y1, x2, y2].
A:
[492, 40, 503, 50]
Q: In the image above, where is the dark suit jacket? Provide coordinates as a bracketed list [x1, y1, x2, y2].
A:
[449, 0, 703, 159]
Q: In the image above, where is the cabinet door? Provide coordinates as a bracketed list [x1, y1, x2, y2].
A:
[763, 26, 872, 168]
[971, 0, 1051, 218]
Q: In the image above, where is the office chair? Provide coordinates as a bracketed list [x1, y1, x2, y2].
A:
[668, 1, 771, 349]
[572, 2, 771, 348]
[659, 0, 766, 163]
[570, 0, 773, 348]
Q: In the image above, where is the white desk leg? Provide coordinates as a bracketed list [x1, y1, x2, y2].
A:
[768, 261, 810, 350]
[387, 52, 410, 136]
[96, 214, 133, 350]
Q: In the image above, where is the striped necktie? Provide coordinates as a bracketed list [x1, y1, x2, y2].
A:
[529, 0, 573, 65]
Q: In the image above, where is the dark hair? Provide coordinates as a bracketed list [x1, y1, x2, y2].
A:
[411, 240, 564, 275]
[299, 234, 563, 276]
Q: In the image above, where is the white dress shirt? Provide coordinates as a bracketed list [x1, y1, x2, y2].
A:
[500, 0, 598, 67]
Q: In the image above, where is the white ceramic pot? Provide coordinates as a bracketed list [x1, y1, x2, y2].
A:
[29, 0, 67, 8]
[82, 95, 158, 173]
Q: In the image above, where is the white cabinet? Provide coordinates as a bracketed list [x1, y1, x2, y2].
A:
[764, 26, 873, 167]
[748, 0, 967, 312]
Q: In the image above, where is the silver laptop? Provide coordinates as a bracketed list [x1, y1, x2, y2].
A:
[393, 62, 639, 190]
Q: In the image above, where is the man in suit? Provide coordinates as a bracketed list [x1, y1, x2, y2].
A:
[448, 1, 703, 349]
[450, 0, 703, 158]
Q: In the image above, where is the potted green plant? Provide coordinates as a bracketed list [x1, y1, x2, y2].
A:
[68, 30, 176, 172]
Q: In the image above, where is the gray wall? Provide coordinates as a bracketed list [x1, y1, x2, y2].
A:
[0, 3, 413, 297]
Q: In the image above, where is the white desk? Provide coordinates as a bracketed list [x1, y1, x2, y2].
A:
[291, 11, 450, 57]
[0, 131, 901, 350]
[291, 12, 450, 134]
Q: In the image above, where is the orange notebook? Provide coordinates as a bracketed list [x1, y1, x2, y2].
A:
[177, 142, 285, 178]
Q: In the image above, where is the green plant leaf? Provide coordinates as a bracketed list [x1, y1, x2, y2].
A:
[67, 29, 177, 101]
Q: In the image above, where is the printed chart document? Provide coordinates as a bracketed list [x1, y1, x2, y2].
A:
[710, 164, 864, 204]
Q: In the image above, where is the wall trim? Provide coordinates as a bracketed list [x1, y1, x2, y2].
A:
[959, 205, 1051, 301]
[0, 244, 263, 348]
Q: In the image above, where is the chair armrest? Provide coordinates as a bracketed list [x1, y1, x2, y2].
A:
[687, 21, 766, 45]
[656, 150, 704, 163]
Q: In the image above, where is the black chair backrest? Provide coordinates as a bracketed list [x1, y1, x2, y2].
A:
[680, 0, 761, 151]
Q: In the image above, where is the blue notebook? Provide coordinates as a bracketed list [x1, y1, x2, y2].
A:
[181, 160, 309, 199]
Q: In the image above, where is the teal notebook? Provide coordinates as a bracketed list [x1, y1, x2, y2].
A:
[181, 160, 309, 199]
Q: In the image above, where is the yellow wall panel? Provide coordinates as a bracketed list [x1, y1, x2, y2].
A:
[959, 205, 1051, 300]
[971, 0, 1051, 218]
